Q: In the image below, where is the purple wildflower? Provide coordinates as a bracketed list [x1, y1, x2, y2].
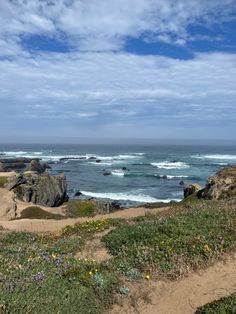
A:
[31, 271, 45, 282]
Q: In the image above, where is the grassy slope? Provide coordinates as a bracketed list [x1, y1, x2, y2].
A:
[1, 199, 236, 313]
[103, 200, 236, 279]
[0, 177, 7, 188]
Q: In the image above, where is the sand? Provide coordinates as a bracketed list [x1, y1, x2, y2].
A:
[0, 206, 168, 232]
[110, 253, 236, 314]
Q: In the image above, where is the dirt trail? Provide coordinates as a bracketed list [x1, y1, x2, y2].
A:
[111, 253, 236, 314]
[0, 206, 168, 232]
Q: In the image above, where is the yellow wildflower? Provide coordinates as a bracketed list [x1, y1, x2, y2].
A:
[145, 275, 151, 280]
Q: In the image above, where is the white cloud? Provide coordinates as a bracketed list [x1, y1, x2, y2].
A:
[0, 1, 235, 139]
[0, 0, 235, 53]
[0, 51, 235, 132]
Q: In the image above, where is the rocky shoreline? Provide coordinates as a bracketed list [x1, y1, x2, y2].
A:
[0, 159, 236, 221]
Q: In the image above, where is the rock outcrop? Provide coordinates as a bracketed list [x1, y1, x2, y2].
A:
[0, 188, 17, 220]
[25, 160, 50, 173]
[0, 158, 50, 173]
[184, 184, 202, 198]
[201, 166, 236, 200]
[0, 162, 7, 172]
[7, 172, 68, 207]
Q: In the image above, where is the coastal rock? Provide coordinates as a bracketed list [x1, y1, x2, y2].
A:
[75, 191, 83, 197]
[103, 170, 111, 176]
[7, 172, 68, 207]
[0, 162, 7, 172]
[184, 183, 202, 198]
[0, 188, 17, 220]
[201, 166, 236, 200]
[25, 159, 50, 173]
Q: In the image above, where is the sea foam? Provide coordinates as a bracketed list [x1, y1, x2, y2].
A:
[80, 191, 180, 203]
[151, 161, 190, 169]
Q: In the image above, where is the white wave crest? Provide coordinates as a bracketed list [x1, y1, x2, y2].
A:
[158, 175, 189, 179]
[80, 191, 181, 203]
[89, 161, 113, 166]
[151, 161, 190, 169]
[111, 170, 125, 177]
[193, 154, 236, 160]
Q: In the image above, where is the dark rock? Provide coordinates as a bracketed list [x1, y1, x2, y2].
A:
[111, 201, 122, 210]
[5, 162, 26, 170]
[0, 158, 39, 163]
[96, 159, 102, 163]
[43, 163, 51, 169]
[7, 172, 68, 207]
[103, 171, 111, 176]
[122, 167, 130, 171]
[0, 162, 7, 172]
[24, 188, 33, 202]
[0, 158, 41, 172]
[179, 180, 185, 186]
[184, 183, 202, 198]
[25, 160, 50, 173]
[75, 191, 83, 197]
[88, 156, 96, 160]
[7, 175, 27, 190]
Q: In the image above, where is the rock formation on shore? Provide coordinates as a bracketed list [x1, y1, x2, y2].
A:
[184, 183, 202, 198]
[184, 166, 236, 200]
[6, 172, 68, 207]
[201, 166, 236, 200]
[0, 158, 50, 173]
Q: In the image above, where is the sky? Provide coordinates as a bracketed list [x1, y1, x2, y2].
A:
[0, 0, 236, 143]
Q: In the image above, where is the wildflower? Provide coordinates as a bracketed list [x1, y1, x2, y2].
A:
[88, 271, 93, 276]
[52, 253, 57, 259]
[31, 271, 45, 282]
[145, 275, 151, 280]
[203, 244, 211, 252]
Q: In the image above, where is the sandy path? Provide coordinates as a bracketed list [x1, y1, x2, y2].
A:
[0, 206, 168, 232]
[0, 172, 17, 177]
[111, 254, 236, 314]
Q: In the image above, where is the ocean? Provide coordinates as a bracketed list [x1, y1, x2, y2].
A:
[1, 143, 236, 206]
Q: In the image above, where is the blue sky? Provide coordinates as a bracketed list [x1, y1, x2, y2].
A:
[0, 0, 236, 143]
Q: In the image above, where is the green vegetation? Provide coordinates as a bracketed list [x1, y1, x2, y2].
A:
[65, 200, 107, 218]
[19, 206, 64, 220]
[0, 220, 121, 314]
[0, 177, 7, 188]
[1, 199, 236, 313]
[196, 294, 236, 313]
[102, 201, 236, 279]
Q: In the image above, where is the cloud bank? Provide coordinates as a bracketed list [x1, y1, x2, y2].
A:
[0, 0, 235, 140]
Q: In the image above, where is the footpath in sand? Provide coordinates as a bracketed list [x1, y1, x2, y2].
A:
[110, 253, 236, 314]
[0, 206, 168, 232]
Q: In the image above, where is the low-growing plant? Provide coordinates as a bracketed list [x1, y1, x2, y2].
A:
[196, 293, 236, 313]
[102, 201, 236, 279]
[0, 177, 8, 188]
[19, 206, 64, 220]
[0, 227, 119, 313]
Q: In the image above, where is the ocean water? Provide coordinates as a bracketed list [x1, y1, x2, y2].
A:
[1, 143, 236, 206]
